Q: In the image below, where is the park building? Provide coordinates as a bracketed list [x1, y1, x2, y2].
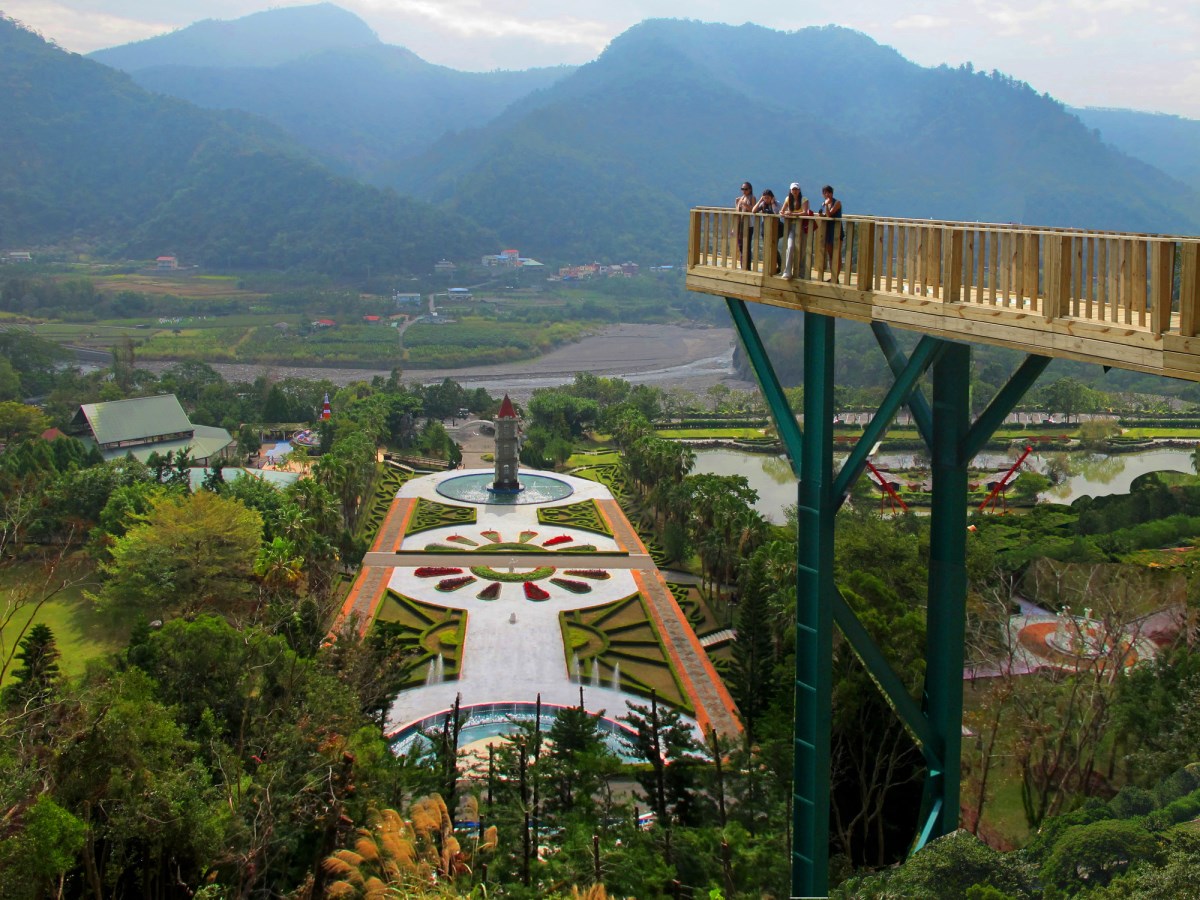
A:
[68, 394, 233, 464]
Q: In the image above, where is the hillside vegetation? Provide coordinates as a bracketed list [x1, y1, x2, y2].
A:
[0, 15, 488, 275]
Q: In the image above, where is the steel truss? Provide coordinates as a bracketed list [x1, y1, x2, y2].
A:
[725, 300, 1048, 898]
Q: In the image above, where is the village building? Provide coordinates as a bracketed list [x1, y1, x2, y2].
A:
[155, 255, 179, 270]
[68, 394, 232, 464]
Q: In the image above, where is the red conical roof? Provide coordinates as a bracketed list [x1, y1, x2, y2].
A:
[497, 394, 517, 419]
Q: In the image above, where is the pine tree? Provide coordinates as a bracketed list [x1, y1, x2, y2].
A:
[619, 693, 703, 827]
[730, 567, 777, 745]
[4, 623, 60, 706]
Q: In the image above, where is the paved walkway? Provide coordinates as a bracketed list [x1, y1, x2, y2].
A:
[334, 564, 394, 634]
[362, 551, 654, 569]
[599, 500, 742, 737]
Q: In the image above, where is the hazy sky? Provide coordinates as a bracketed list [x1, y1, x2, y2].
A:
[5, 0, 1198, 118]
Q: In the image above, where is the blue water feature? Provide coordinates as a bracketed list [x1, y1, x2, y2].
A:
[391, 701, 640, 762]
[436, 472, 573, 505]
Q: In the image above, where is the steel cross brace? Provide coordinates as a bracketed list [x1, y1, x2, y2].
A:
[726, 298, 803, 477]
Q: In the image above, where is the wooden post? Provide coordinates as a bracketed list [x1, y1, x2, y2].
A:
[929, 226, 943, 298]
[1181, 242, 1200, 337]
[1150, 241, 1175, 335]
[1131, 239, 1147, 327]
[764, 214, 780, 278]
[943, 228, 964, 303]
[688, 210, 702, 268]
[857, 221, 876, 292]
[1044, 234, 1071, 321]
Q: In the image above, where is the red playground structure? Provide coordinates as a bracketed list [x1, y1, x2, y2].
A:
[866, 459, 908, 513]
[979, 445, 1034, 513]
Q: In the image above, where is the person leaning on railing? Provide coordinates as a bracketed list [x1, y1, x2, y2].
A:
[819, 185, 843, 281]
[753, 189, 782, 274]
[735, 181, 755, 268]
[780, 183, 805, 280]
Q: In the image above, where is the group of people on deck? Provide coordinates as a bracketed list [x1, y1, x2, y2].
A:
[734, 181, 842, 281]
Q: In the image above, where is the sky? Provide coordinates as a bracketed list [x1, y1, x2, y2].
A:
[5, 0, 1199, 118]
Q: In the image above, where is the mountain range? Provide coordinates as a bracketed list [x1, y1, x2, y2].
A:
[4, 4, 1199, 272]
[0, 13, 487, 274]
[91, 4, 571, 180]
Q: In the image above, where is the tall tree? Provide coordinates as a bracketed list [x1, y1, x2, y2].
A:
[2, 623, 60, 707]
[90, 490, 263, 620]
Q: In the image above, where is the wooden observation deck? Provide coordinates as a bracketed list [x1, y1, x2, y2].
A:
[686, 206, 1200, 897]
[687, 208, 1200, 381]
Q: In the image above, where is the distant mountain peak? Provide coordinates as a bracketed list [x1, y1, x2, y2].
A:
[89, 3, 380, 71]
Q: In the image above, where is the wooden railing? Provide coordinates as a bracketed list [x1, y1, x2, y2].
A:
[688, 208, 1200, 338]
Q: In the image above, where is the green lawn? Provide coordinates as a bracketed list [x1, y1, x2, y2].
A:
[567, 449, 621, 467]
[654, 427, 768, 439]
[0, 556, 128, 687]
[1119, 428, 1200, 439]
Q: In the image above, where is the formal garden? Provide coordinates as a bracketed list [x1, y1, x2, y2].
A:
[558, 593, 692, 712]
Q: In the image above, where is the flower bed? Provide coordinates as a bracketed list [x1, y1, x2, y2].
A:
[415, 566, 463, 578]
[480, 529, 501, 543]
[437, 575, 477, 592]
[477, 582, 501, 601]
[550, 577, 591, 594]
[519, 530, 538, 543]
[565, 569, 611, 580]
[524, 581, 550, 601]
[447, 535, 479, 546]
[471, 565, 555, 583]
[544, 534, 574, 546]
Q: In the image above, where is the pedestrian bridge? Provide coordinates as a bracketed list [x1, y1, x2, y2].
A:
[686, 208, 1200, 381]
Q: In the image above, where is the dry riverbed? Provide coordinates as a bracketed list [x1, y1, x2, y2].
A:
[141, 323, 753, 403]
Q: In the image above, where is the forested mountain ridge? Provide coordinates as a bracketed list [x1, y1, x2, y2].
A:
[394, 19, 1200, 261]
[122, 46, 572, 181]
[0, 16, 489, 274]
[1072, 106, 1200, 195]
[89, 4, 573, 181]
[88, 2, 381, 70]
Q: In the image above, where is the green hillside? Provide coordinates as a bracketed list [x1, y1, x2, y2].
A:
[0, 15, 488, 274]
[1073, 106, 1200, 194]
[393, 20, 1200, 261]
[126, 46, 571, 180]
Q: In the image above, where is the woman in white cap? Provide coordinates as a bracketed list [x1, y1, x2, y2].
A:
[780, 183, 805, 279]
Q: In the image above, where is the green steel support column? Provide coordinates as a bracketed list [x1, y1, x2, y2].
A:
[918, 340, 971, 845]
[793, 312, 835, 898]
[726, 298, 804, 475]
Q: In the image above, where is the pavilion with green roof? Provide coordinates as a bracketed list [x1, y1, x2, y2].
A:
[69, 394, 233, 464]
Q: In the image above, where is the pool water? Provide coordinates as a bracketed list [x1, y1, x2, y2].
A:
[437, 472, 574, 505]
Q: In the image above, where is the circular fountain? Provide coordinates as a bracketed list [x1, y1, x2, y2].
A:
[436, 472, 573, 505]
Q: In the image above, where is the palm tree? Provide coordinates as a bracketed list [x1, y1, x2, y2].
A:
[254, 536, 304, 597]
